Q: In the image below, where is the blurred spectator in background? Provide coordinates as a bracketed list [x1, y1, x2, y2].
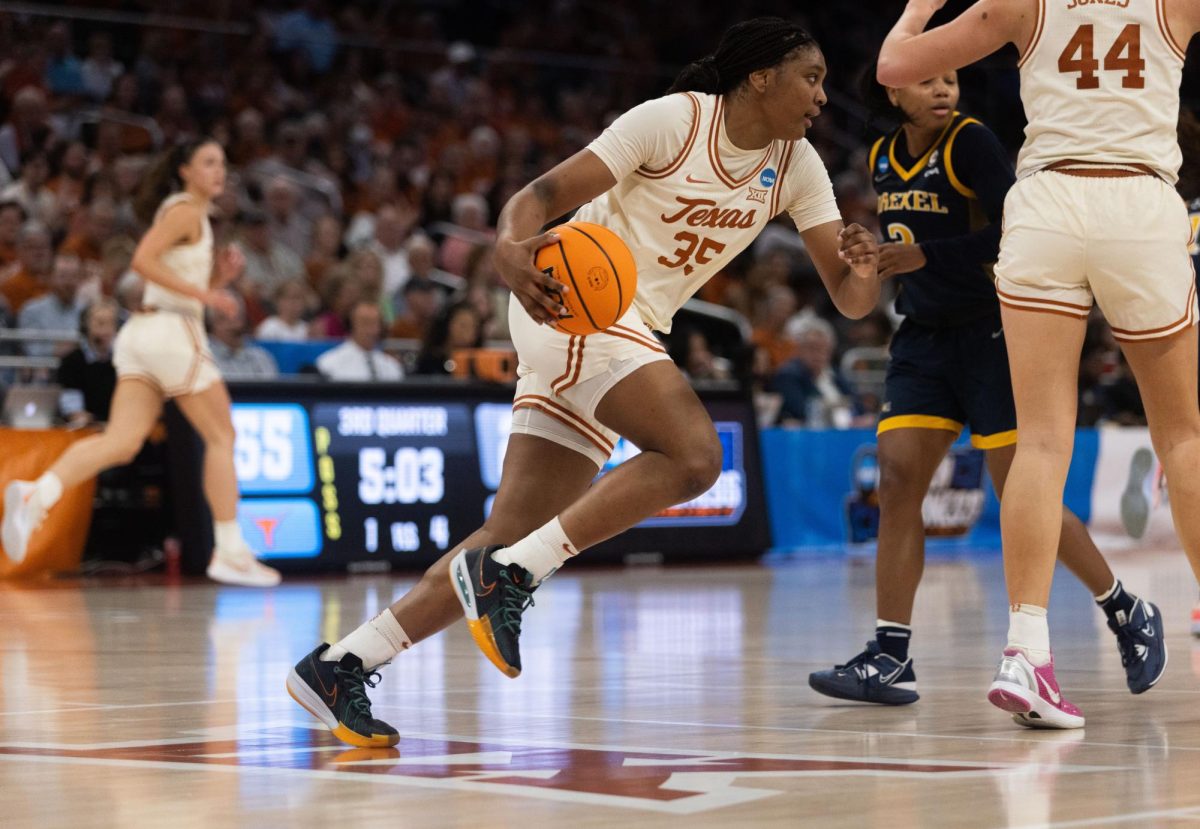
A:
[47, 140, 89, 217]
[255, 279, 310, 342]
[238, 207, 304, 303]
[18, 253, 83, 357]
[317, 300, 403, 381]
[57, 297, 118, 424]
[1, 220, 54, 313]
[670, 327, 734, 382]
[305, 213, 345, 290]
[80, 31, 123, 102]
[773, 315, 859, 428]
[0, 200, 28, 268]
[439, 193, 492, 276]
[3, 147, 59, 230]
[0, 86, 55, 179]
[389, 277, 442, 340]
[207, 289, 280, 380]
[310, 269, 358, 338]
[272, 0, 339, 74]
[44, 22, 85, 98]
[403, 233, 462, 297]
[366, 201, 417, 296]
[414, 299, 483, 376]
[264, 175, 310, 256]
[60, 197, 120, 279]
[752, 285, 801, 371]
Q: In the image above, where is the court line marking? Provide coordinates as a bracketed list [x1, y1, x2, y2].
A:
[2, 694, 1192, 756]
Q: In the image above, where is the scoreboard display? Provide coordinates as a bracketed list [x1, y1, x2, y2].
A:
[213, 380, 769, 570]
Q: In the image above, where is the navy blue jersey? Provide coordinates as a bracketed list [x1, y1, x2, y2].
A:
[870, 113, 1014, 326]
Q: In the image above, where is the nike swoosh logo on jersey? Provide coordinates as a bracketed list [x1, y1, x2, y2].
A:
[991, 329, 1004, 339]
[685, 174, 711, 184]
[1035, 672, 1062, 705]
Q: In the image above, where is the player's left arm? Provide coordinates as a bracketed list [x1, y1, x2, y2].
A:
[877, 0, 1027, 88]
[802, 220, 882, 320]
[913, 123, 1013, 276]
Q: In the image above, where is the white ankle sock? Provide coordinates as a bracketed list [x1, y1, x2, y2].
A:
[322, 611, 412, 670]
[214, 520, 244, 554]
[1007, 604, 1051, 666]
[35, 472, 63, 510]
[1093, 578, 1119, 603]
[492, 517, 577, 584]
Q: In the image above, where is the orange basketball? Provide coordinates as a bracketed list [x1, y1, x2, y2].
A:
[534, 221, 637, 336]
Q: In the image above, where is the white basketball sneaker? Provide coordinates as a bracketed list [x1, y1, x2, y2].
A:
[207, 542, 281, 587]
[2, 480, 45, 563]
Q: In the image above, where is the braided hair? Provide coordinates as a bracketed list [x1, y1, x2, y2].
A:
[669, 17, 818, 95]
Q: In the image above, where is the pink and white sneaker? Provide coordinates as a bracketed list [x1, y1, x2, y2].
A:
[987, 647, 1084, 730]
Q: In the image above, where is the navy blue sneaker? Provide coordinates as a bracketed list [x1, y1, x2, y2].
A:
[1108, 598, 1167, 694]
[808, 640, 919, 705]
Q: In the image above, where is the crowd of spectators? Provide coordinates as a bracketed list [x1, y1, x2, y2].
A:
[0, 1, 1178, 428]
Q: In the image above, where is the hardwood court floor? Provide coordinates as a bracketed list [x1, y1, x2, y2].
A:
[2, 550, 1199, 828]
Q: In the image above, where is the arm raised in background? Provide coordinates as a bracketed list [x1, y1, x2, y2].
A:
[877, 0, 1030, 89]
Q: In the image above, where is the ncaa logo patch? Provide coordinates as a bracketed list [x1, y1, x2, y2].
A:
[877, 156, 889, 175]
[760, 168, 777, 188]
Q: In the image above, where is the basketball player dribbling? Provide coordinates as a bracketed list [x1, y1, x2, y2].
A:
[286, 17, 883, 749]
[0, 139, 281, 588]
[880, 0, 1200, 728]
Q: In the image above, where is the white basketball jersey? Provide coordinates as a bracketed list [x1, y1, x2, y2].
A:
[578, 92, 841, 333]
[142, 192, 213, 316]
[1016, 0, 1184, 182]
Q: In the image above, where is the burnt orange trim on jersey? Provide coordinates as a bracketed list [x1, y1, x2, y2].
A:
[513, 401, 613, 456]
[1157, 0, 1188, 62]
[513, 394, 615, 452]
[997, 299, 1090, 320]
[1109, 282, 1196, 337]
[1017, 0, 1046, 69]
[607, 323, 667, 352]
[551, 335, 579, 391]
[707, 95, 775, 189]
[996, 286, 1091, 312]
[636, 93, 702, 179]
[555, 337, 587, 393]
[944, 117, 982, 199]
[887, 116, 958, 182]
[770, 141, 797, 218]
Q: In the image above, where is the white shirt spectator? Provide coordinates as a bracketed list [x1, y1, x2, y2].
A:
[317, 341, 404, 382]
[255, 316, 309, 342]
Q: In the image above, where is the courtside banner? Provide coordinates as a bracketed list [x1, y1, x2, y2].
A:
[761, 427, 1099, 553]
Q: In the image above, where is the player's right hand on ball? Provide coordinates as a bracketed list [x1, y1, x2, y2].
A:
[495, 232, 570, 325]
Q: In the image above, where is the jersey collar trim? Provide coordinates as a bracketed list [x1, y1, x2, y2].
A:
[887, 114, 960, 182]
[708, 95, 776, 190]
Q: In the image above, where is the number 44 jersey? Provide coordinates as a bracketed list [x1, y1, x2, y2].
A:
[575, 91, 842, 333]
[1016, 0, 1183, 182]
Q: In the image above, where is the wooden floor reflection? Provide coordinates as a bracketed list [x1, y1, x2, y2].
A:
[2, 550, 1199, 828]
